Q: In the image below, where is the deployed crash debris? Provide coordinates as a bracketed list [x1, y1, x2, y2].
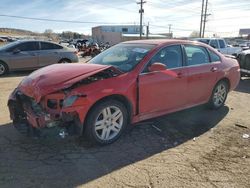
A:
[235, 123, 248, 129]
[242, 134, 249, 139]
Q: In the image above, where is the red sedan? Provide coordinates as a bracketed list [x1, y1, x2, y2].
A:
[8, 39, 240, 144]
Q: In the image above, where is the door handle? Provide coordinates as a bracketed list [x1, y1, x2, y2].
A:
[177, 72, 182, 78]
[210, 67, 218, 72]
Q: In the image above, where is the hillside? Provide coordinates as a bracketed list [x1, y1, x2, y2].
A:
[0, 28, 40, 36]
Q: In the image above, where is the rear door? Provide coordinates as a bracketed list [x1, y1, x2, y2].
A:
[183, 45, 219, 105]
[38, 42, 63, 67]
[138, 45, 188, 118]
[8, 41, 39, 69]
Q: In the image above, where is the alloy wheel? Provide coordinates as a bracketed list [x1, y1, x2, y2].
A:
[0, 64, 5, 75]
[94, 106, 123, 141]
[213, 83, 227, 108]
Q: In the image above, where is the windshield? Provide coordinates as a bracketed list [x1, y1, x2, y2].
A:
[0, 40, 21, 51]
[89, 43, 155, 72]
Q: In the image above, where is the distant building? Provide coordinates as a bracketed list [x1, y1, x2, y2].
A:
[239, 28, 250, 36]
[92, 25, 167, 45]
[95, 25, 141, 34]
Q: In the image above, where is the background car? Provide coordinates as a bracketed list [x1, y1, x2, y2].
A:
[0, 37, 7, 42]
[237, 49, 250, 77]
[0, 40, 79, 75]
[194, 38, 242, 56]
[8, 39, 240, 145]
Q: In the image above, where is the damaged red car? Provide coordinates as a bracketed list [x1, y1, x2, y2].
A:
[8, 39, 240, 145]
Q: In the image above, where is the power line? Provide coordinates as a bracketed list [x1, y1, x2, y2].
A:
[83, 0, 136, 13]
[209, 15, 250, 21]
[147, 0, 201, 14]
[0, 14, 134, 25]
[150, 24, 197, 32]
[212, 2, 250, 10]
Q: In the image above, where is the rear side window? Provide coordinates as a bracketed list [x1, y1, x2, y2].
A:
[150, 45, 183, 69]
[218, 40, 226, 48]
[8, 42, 39, 52]
[210, 40, 219, 49]
[208, 50, 221, 62]
[184, 45, 209, 66]
[40, 42, 63, 50]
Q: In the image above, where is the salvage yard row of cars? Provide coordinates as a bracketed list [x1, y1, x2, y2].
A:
[6, 39, 241, 145]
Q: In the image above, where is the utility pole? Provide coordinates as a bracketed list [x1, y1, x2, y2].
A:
[146, 22, 149, 39]
[168, 24, 172, 38]
[199, 0, 210, 38]
[199, 0, 204, 37]
[137, 0, 146, 39]
[202, 0, 208, 38]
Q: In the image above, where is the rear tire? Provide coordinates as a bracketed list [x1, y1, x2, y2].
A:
[0, 61, 8, 76]
[84, 100, 128, 145]
[208, 80, 229, 109]
[58, 59, 71, 63]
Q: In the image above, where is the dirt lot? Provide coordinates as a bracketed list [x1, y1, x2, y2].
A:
[0, 71, 249, 188]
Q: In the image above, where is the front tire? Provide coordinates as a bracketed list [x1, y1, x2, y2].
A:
[84, 100, 128, 145]
[208, 80, 229, 109]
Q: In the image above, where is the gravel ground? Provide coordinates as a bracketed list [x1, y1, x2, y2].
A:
[0, 71, 249, 188]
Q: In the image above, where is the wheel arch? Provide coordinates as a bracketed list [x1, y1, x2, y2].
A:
[217, 77, 231, 90]
[82, 94, 134, 134]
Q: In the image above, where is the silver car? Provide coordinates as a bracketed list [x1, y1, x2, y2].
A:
[0, 40, 79, 75]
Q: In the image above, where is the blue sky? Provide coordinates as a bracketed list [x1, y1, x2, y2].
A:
[0, 0, 249, 37]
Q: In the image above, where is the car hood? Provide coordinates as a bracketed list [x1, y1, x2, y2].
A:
[18, 63, 112, 102]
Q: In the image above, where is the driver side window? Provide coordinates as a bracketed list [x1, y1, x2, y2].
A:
[146, 45, 183, 71]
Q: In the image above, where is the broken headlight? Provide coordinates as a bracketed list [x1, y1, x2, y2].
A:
[63, 95, 78, 107]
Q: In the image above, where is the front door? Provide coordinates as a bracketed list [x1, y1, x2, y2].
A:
[9, 41, 39, 69]
[138, 45, 188, 119]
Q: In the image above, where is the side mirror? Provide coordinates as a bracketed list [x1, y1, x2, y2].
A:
[148, 62, 166, 72]
[13, 48, 20, 54]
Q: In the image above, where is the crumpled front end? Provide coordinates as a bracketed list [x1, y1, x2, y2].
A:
[8, 89, 87, 138]
[8, 65, 122, 138]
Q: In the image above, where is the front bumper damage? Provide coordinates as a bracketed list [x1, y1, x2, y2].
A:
[8, 90, 83, 138]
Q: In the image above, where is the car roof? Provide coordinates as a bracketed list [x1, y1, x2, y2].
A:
[194, 38, 225, 40]
[15, 40, 60, 44]
[122, 39, 207, 47]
